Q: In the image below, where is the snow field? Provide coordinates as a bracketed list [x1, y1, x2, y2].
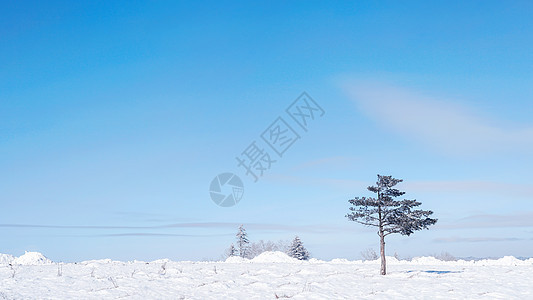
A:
[1, 251, 532, 299]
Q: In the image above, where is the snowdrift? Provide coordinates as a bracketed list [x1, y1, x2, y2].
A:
[1, 251, 532, 266]
[1, 251, 532, 299]
[0, 253, 15, 265]
[225, 256, 249, 263]
[224, 251, 298, 263]
[251, 251, 298, 263]
[11, 251, 53, 265]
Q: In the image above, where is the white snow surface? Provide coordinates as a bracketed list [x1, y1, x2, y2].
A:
[11, 251, 52, 265]
[251, 251, 297, 263]
[0, 253, 14, 265]
[224, 256, 249, 263]
[1, 251, 532, 299]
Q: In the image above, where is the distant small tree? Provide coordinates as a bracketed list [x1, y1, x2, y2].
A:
[287, 236, 310, 261]
[346, 175, 437, 275]
[360, 248, 378, 261]
[393, 252, 400, 260]
[236, 224, 250, 258]
[248, 240, 275, 258]
[225, 244, 237, 258]
[276, 239, 291, 253]
[434, 251, 457, 262]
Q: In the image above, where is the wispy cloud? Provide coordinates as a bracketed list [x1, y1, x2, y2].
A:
[434, 236, 526, 243]
[0, 224, 148, 229]
[342, 80, 533, 155]
[0, 222, 242, 230]
[265, 173, 533, 198]
[437, 212, 533, 229]
[0, 222, 363, 235]
[93, 233, 235, 238]
[403, 180, 533, 198]
[112, 211, 193, 223]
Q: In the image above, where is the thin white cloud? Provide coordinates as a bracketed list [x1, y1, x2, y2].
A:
[342, 80, 533, 155]
[0, 221, 363, 235]
[403, 180, 533, 198]
[265, 173, 533, 199]
[434, 236, 526, 243]
[93, 233, 234, 238]
[437, 212, 533, 229]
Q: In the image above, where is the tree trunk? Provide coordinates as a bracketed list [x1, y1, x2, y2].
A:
[379, 231, 386, 275]
[377, 190, 386, 275]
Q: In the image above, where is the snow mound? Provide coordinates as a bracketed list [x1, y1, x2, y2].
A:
[385, 256, 401, 264]
[308, 258, 325, 264]
[12, 252, 53, 265]
[476, 256, 530, 266]
[330, 258, 353, 264]
[0, 253, 15, 265]
[251, 251, 297, 263]
[410, 256, 446, 265]
[225, 256, 249, 263]
[81, 259, 112, 264]
[152, 258, 171, 264]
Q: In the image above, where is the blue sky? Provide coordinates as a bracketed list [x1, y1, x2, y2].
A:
[1, 1, 532, 262]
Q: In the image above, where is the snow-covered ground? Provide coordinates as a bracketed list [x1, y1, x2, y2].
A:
[1, 251, 532, 299]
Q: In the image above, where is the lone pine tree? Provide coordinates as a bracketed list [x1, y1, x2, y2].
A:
[236, 224, 250, 258]
[346, 175, 437, 275]
[287, 236, 310, 261]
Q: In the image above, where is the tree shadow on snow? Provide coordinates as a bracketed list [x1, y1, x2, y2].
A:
[406, 270, 462, 274]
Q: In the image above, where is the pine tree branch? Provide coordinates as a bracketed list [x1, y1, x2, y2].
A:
[354, 220, 378, 227]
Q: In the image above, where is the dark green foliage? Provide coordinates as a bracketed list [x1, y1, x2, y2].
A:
[236, 224, 250, 258]
[287, 236, 310, 261]
[346, 175, 437, 275]
[346, 175, 437, 237]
